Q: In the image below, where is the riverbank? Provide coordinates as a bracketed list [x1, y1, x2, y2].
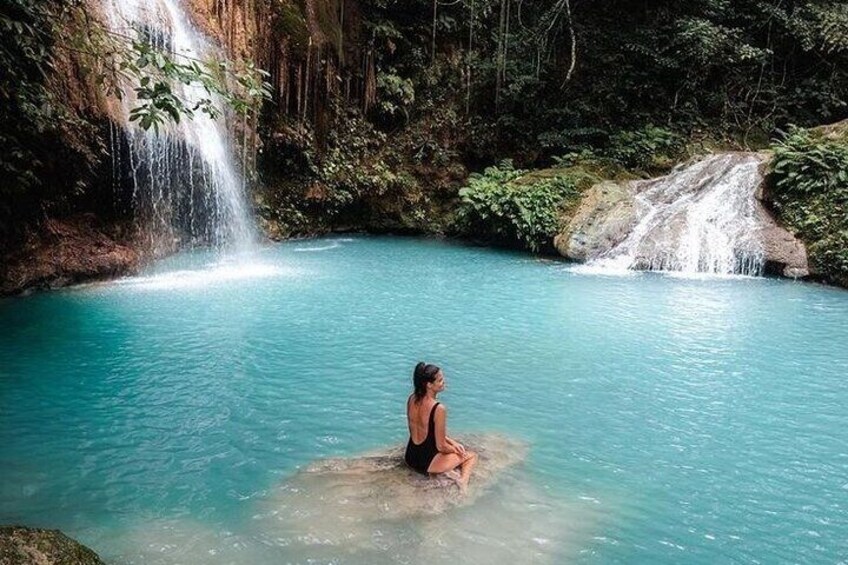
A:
[0, 215, 139, 296]
[1, 155, 844, 296]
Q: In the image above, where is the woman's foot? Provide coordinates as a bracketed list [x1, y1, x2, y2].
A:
[443, 468, 462, 487]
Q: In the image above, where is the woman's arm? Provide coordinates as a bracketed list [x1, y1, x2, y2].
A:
[433, 405, 458, 454]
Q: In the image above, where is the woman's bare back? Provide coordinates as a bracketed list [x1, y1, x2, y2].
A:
[407, 395, 437, 444]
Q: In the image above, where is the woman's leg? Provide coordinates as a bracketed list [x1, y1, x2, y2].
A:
[428, 451, 478, 488]
[457, 452, 477, 488]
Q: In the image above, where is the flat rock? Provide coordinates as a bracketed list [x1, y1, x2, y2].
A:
[254, 433, 526, 551]
[0, 526, 104, 565]
[284, 433, 526, 520]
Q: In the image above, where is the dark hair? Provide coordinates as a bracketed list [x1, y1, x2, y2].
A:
[413, 362, 441, 400]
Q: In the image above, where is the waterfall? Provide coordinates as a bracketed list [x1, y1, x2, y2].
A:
[103, 0, 254, 255]
[587, 154, 766, 276]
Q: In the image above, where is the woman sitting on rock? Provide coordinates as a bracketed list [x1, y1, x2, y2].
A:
[404, 362, 478, 489]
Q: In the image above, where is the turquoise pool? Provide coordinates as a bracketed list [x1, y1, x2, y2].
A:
[1, 236, 847, 563]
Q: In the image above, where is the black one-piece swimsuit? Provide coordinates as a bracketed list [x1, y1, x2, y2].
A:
[404, 402, 440, 474]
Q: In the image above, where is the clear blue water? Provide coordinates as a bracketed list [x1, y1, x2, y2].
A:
[1, 236, 847, 563]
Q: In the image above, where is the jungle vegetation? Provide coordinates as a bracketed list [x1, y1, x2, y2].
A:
[2, 0, 847, 265]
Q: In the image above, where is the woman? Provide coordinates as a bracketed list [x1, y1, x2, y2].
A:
[404, 362, 478, 489]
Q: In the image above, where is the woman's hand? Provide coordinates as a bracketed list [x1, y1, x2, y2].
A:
[447, 437, 467, 457]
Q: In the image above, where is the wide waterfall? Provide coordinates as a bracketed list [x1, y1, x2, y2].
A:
[586, 154, 767, 276]
[104, 0, 254, 254]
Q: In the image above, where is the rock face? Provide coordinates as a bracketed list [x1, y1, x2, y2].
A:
[555, 153, 810, 278]
[0, 215, 140, 296]
[0, 526, 105, 565]
[755, 222, 809, 278]
[554, 181, 637, 262]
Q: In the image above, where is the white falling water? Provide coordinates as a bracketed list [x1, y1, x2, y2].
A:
[588, 153, 766, 276]
[104, 0, 254, 255]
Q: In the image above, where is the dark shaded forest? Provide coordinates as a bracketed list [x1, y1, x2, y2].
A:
[2, 0, 846, 278]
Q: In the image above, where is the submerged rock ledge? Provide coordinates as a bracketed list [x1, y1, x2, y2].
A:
[275, 433, 527, 520]
[0, 526, 104, 565]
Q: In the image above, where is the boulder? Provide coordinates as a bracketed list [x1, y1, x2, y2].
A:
[554, 154, 811, 278]
[754, 214, 810, 279]
[0, 526, 105, 565]
[554, 181, 636, 261]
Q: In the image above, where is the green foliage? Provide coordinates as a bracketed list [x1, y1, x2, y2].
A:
[809, 3, 848, 54]
[0, 0, 102, 243]
[456, 160, 580, 251]
[770, 126, 848, 281]
[0, 0, 70, 197]
[113, 39, 272, 133]
[608, 126, 683, 171]
[376, 71, 415, 122]
[362, 0, 848, 159]
[673, 17, 767, 66]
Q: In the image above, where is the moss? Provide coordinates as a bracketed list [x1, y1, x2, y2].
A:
[0, 526, 105, 564]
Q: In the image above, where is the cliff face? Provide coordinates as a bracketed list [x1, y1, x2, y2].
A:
[179, 0, 468, 239]
[0, 1, 143, 294]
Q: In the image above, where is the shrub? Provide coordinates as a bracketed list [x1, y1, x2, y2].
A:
[608, 126, 683, 171]
[770, 126, 848, 282]
[456, 160, 579, 252]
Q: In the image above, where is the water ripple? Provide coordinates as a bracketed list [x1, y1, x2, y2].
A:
[1, 236, 847, 564]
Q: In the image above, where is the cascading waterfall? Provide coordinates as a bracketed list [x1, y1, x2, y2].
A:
[588, 154, 766, 276]
[104, 0, 254, 255]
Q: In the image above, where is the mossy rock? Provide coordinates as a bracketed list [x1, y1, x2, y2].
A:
[810, 119, 848, 141]
[0, 526, 105, 565]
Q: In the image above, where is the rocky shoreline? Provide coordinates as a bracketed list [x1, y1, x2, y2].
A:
[1, 152, 844, 296]
[0, 526, 104, 565]
[0, 215, 139, 297]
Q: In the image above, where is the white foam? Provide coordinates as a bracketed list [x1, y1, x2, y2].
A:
[117, 261, 296, 290]
[581, 154, 767, 277]
[663, 270, 759, 281]
[293, 243, 341, 252]
[565, 263, 640, 277]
